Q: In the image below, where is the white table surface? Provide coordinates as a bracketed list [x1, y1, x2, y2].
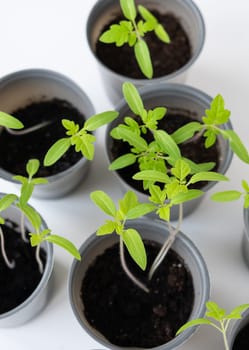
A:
[0, 1, 249, 349]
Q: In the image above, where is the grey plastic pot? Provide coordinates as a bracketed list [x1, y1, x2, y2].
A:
[227, 308, 249, 349]
[0, 68, 95, 199]
[0, 192, 54, 327]
[86, 0, 205, 105]
[105, 83, 233, 220]
[241, 207, 249, 268]
[69, 217, 210, 350]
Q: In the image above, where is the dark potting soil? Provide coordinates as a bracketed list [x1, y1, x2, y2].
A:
[82, 240, 194, 348]
[0, 99, 85, 177]
[110, 110, 220, 193]
[232, 322, 249, 349]
[96, 11, 191, 79]
[0, 219, 46, 314]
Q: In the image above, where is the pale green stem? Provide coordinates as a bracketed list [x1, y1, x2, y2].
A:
[35, 245, 44, 274]
[119, 238, 149, 293]
[20, 212, 28, 242]
[0, 226, 15, 269]
[148, 203, 183, 280]
[221, 321, 230, 350]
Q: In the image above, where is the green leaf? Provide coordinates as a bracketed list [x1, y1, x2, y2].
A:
[176, 318, 213, 336]
[109, 153, 137, 170]
[122, 82, 144, 116]
[189, 172, 229, 184]
[32, 178, 48, 185]
[45, 234, 81, 260]
[133, 170, 170, 184]
[203, 94, 231, 125]
[204, 129, 217, 148]
[30, 233, 43, 246]
[91, 191, 116, 217]
[79, 133, 95, 160]
[155, 23, 170, 43]
[126, 203, 156, 219]
[171, 122, 202, 144]
[138, 5, 157, 25]
[44, 138, 71, 166]
[211, 191, 242, 202]
[96, 220, 116, 235]
[20, 182, 34, 206]
[154, 130, 181, 161]
[112, 125, 147, 151]
[18, 204, 41, 232]
[120, 0, 136, 21]
[171, 159, 191, 181]
[12, 175, 27, 185]
[224, 130, 249, 163]
[84, 111, 119, 131]
[183, 158, 215, 173]
[119, 191, 138, 216]
[0, 111, 24, 129]
[206, 301, 225, 320]
[122, 228, 147, 270]
[0, 194, 17, 212]
[26, 159, 40, 177]
[226, 304, 249, 320]
[157, 206, 170, 221]
[171, 190, 203, 205]
[242, 180, 249, 192]
[134, 40, 153, 79]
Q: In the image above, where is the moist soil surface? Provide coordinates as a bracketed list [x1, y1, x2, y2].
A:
[96, 11, 191, 79]
[82, 240, 194, 348]
[232, 322, 249, 349]
[0, 99, 85, 177]
[110, 111, 220, 193]
[0, 219, 46, 314]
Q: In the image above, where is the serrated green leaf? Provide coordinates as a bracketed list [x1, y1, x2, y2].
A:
[204, 129, 217, 148]
[189, 172, 229, 184]
[0, 194, 17, 212]
[171, 190, 203, 205]
[203, 94, 230, 125]
[126, 203, 156, 219]
[133, 170, 170, 184]
[224, 130, 249, 163]
[109, 153, 137, 170]
[157, 205, 170, 221]
[149, 185, 166, 204]
[79, 133, 96, 160]
[171, 159, 191, 181]
[0, 111, 24, 129]
[44, 138, 71, 166]
[155, 23, 170, 43]
[91, 191, 116, 217]
[122, 82, 144, 116]
[226, 304, 249, 320]
[122, 228, 147, 270]
[154, 130, 181, 161]
[26, 159, 40, 177]
[97, 221, 116, 235]
[134, 40, 153, 79]
[206, 301, 225, 320]
[120, 0, 136, 21]
[211, 191, 242, 202]
[171, 122, 202, 144]
[84, 111, 118, 131]
[112, 125, 147, 151]
[45, 234, 81, 260]
[119, 191, 138, 216]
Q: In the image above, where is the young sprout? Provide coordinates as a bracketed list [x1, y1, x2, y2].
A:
[0, 111, 24, 129]
[171, 94, 249, 164]
[0, 159, 81, 274]
[99, 0, 170, 78]
[44, 111, 118, 166]
[176, 301, 249, 350]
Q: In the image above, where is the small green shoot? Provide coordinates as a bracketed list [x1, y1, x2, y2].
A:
[44, 111, 118, 166]
[171, 94, 249, 163]
[99, 0, 170, 78]
[0, 111, 24, 129]
[91, 190, 156, 292]
[176, 301, 249, 350]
